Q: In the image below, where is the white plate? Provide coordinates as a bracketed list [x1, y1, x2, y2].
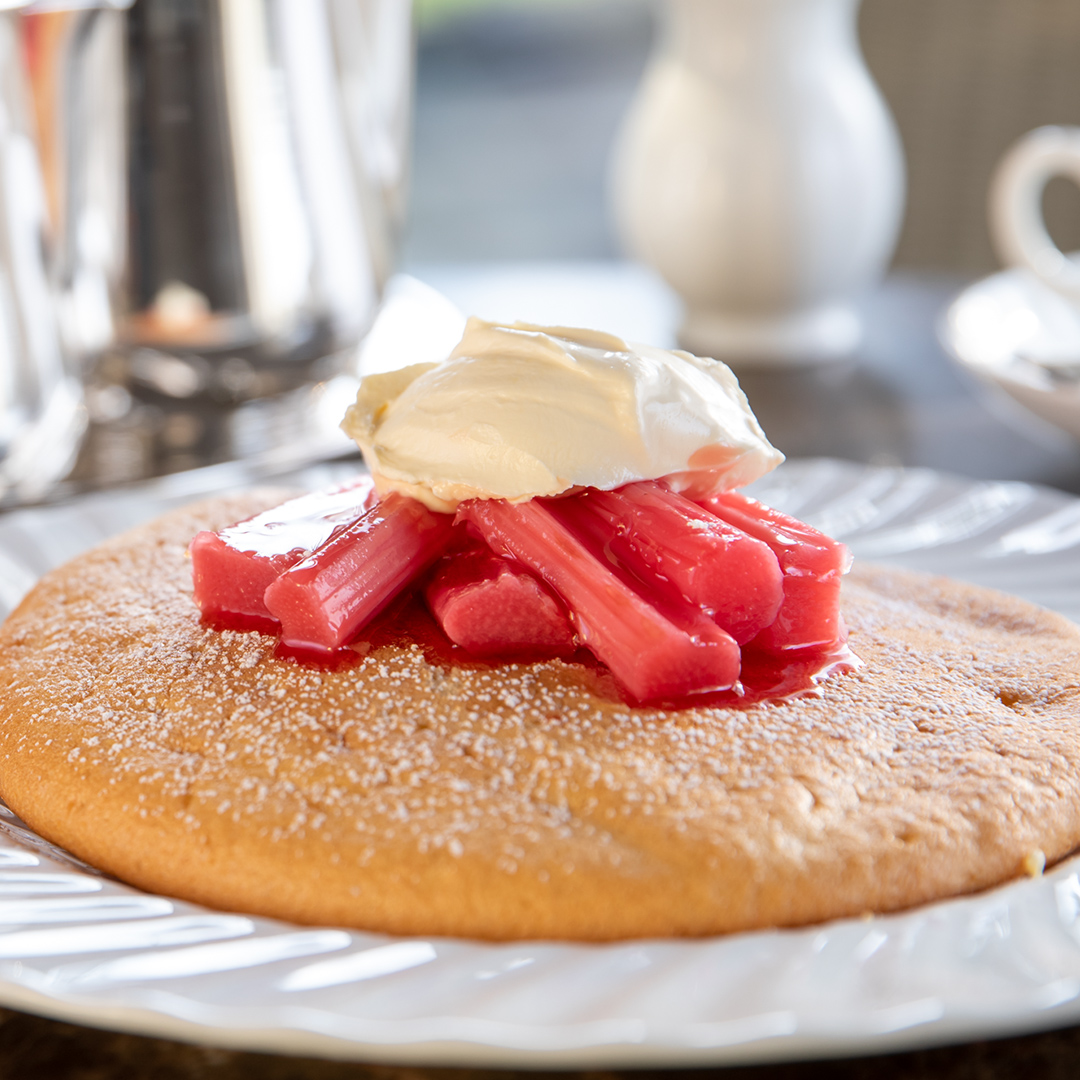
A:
[0, 458, 1079, 1067]
[942, 266, 1080, 442]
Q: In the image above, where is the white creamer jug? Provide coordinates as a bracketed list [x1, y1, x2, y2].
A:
[612, 0, 905, 365]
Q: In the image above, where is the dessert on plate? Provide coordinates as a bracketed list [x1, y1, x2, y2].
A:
[0, 321, 1077, 941]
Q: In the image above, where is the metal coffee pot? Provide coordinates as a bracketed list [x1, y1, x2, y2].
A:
[0, 9, 86, 504]
[23, 0, 412, 482]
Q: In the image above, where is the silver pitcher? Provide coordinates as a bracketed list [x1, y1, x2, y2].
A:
[0, 10, 85, 504]
[24, 0, 412, 482]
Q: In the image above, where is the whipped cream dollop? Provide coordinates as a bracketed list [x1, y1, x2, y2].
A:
[342, 318, 784, 512]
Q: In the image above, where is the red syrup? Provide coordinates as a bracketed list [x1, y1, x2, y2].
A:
[655, 640, 862, 711]
[194, 480, 858, 708]
[206, 592, 859, 710]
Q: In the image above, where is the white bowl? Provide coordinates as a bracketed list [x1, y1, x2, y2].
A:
[941, 265, 1080, 441]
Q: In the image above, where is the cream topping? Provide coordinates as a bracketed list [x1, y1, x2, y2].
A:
[342, 318, 784, 512]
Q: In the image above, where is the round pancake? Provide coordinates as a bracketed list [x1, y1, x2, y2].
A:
[0, 493, 1078, 941]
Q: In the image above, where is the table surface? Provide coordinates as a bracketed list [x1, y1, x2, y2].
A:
[8, 263, 1080, 1077]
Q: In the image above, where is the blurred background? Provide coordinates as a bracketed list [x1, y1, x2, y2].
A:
[5, 0, 1080, 497]
[391, 0, 1080, 494]
[406, 0, 1080, 273]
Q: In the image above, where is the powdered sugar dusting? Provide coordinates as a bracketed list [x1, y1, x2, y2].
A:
[2, 495, 1080, 938]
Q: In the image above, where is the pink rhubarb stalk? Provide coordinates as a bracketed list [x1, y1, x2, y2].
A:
[190, 476, 377, 624]
[425, 546, 575, 656]
[458, 497, 740, 702]
[263, 493, 456, 652]
[551, 481, 783, 644]
[697, 490, 852, 652]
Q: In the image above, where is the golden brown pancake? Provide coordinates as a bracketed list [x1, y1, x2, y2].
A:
[0, 492, 1077, 941]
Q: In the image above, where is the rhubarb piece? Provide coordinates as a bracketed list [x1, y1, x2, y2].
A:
[425, 547, 575, 657]
[551, 482, 783, 644]
[190, 476, 377, 625]
[697, 490, 851, 653]
[264, 493, 456, 652]
[458, 498, 740, 701]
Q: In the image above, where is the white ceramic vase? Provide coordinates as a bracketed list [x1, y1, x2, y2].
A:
[612, 0, 905, 365]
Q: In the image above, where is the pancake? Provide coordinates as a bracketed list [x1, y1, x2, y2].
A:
[0, 492, 1078, 941]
